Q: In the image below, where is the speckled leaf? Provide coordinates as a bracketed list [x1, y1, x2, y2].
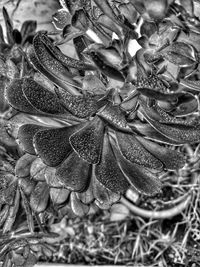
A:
[70, 192, 90, 216]
[50, 187, 70, 205]
[5, 79, 41, 114]
[111, 138, 161, 195]
[137, 87, 182, 102]
[55, 152, 91, 192]
[136, 136, 186, 170]
[39, 32, 96, 70]
[143, 114, 200, 144]
[92, 175, 120, 209]
[55, 87, 104, 118]
[27, 45, 80, 95]
[15, 154, 36, 178]
[22, 78, 66, 115]
[34, 125, 82, 167]
[18, 124, 48, 155]
[52, 8, 71, 30]
[95, 133, 130, 194]
[70, 117, 104, 164]
[139, 100, 193, 126]
[30, 181, 49, 213]
[116, 131, 163, 170]
[33, 33, 79, 88]
[131, 122, 184, 145]
[97, 103, 132, 132]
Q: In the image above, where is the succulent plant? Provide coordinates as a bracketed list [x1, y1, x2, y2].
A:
[1, 0, 200, 266]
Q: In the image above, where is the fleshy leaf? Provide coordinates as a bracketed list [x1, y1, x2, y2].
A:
[136, 136, 186, 170]
[50, 188, 70, 205]
[110, 138, 161, 195]
[34, 125, 82, 167]
[15, 154, 36, 178]
[88, 51, 125, 82]
[95, 133, 130, 193]
[92, 176, 120, 209]
[30, 181, 49, 213]
[97, 103, 132, 132]
[20, 20, 37, 44]
[39, 32, 96, 70]
[55, 87, 105, 118]
[131, 122, 184, 145]
[27, 45, 80, 95]
[69, 117, 105, 164]
[22, 78, 66, 114]
[55, 152, 91, 192]
[160, 42, 197, 67]
[142, 113, 200, 144]
[33, 33, 80, 89]
[116, 131, 163, 170]
[5, 79, 40, 114]
[70, 192, 90, 216]
[18, 124, 48, 154]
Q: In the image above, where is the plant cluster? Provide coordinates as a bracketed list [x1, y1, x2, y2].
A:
[1, 0, 200, 266]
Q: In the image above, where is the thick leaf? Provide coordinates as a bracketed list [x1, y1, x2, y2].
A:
[20, 20, 37, 44]
[55, 87, 104, 118]
[71, 9, 89, 31]
[95, 133, 130, 193]
[111, 138, 161, 195]
[139, 99, 194, 126]
[70, 192, 90, 216]
[69, 117, 105, 164]
[180, 78, 200, 92]
[15, 154, 36, 178]
[55, 151, 91, 192]
[82, 74, 106, 93]
[92, 176, 120, 209]
[142, 113, 200, 144]
[2, 7, 14, 45]
[33, 33, 80, 89]
[33, 125, 82, 167]
[97, 103, 132, 132]
[136, 136, 186, 170]
[161, 42, 197, 67]
[5, 79, 40, 114]
[30, 181, 49, 213]
[27, 45, 80, 95]
[20, 189, 34, 233]
[18, 124, 48, 155]
[18, 177, 36, 196]
[30, 158, 47, 182]
[50, 188, 70, 204]
[52, 8, 71, 30]
[131, 122, 184, 145]
[44, 166, 61, 187]
[88, 51, 125, 82]
[115, 131, 163, 170]
[39, 32, 96, 70]
[22, 77, 66, 114]
[76, 180, 94, 204]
